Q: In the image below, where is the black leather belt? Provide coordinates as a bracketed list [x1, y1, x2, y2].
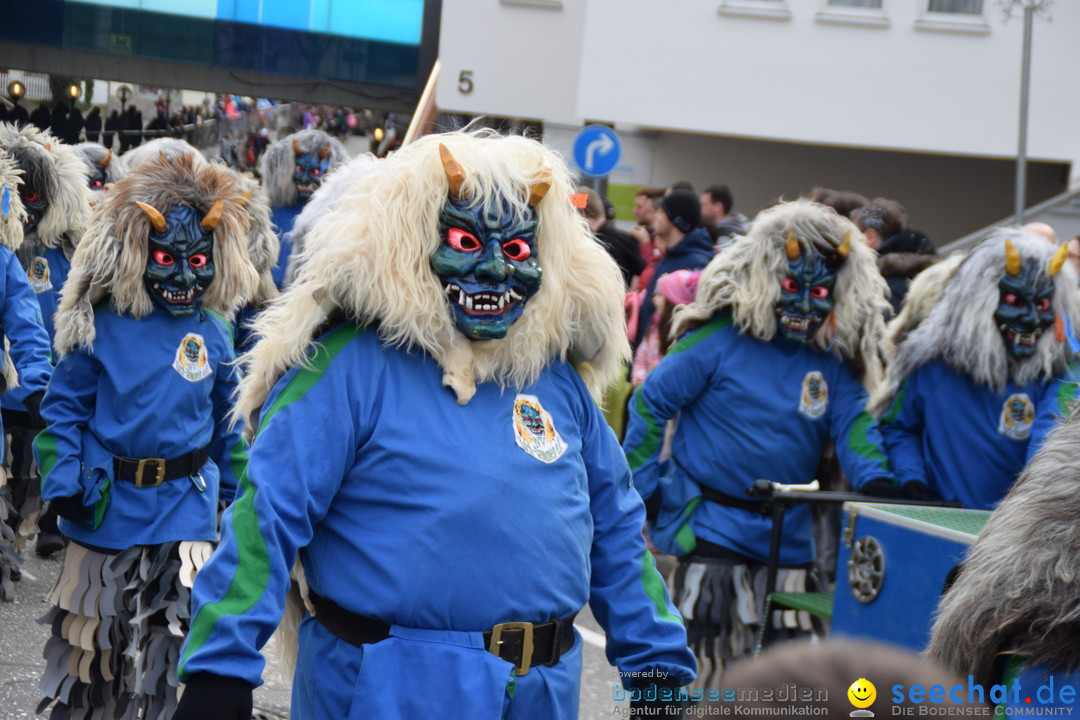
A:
[113, 447, 209, 487]
[308, 591, 577, 676]
[699, 484, 771, 515]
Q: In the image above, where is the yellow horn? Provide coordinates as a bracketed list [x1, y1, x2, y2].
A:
[293, 139, 302, 156]
[1005, 237, 1021, 276]
[1049, 242, 1069, 277]
[136, 201, 167, 233]
[100, 149, 113, 169]
[785, 230, 800, 261]
[238, 189, 254, 206]
[528, 169, 552, 208]
[319, 143, 330, 160]
[200, 198, 224, 231]
[837, 230, 851, 258]
[439, 143, 467, 200]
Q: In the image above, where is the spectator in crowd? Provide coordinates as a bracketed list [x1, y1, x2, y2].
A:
[577, 185, 644, 288]
[630, 269, 701, 388]
[29, 102, 51, 132]
[808, 186, 869, 219]
[103, 108, 121, 150]
[7, 100, 29, 127]
[49, 101, 68, 141]
[1068, 235, 1080, 276]
[630, 186, 666, 293]
[700, 183, 749, 251]
[83, 106, 102, 143]
[631, 188, 713, 351]
[852, 197, 937, 314]
[65, 103, 84, 145]
[1021, 221, 1060, 245]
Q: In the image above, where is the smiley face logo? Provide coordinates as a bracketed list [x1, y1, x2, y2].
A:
[848, 678, 877, 709]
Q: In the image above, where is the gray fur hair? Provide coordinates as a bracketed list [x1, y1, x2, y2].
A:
[872, 229, 1080, 415]
[122, 137, 204, 171]
[281, 151, 380, 286]
[0, 148, 27, 251]
[71, 142, 129, 205]
[54, 151, 260, 356]
[234, 129, 630, 426]
[0, 122, 90, 258]
[234, 172, 280, 309]
[926, 408, 1080, 686]
[672, 198, 891, 393]
[256, 129, 348, 208]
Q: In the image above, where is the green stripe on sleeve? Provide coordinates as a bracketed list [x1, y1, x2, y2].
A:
[181, 324, 365, 674]
[1056, 380, 1079, 417]
[625, 389, 664, 471]
[33, 428, 59, 481]
[641, 551, 682, 624]
[625, 314, 732, 471]
[848, 410, 890, 472]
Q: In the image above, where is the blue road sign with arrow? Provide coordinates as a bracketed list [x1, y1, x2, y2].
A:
[573, 125, 622, 178]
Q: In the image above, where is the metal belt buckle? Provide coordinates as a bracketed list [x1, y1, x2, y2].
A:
[488, 621, 534, 676]
[134, 458, 167, 488]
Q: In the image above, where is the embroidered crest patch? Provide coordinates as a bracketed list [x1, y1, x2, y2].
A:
[173, 333, 213, 382]
[798, 371, 829, 419]
[512, 394, 567, 464]
[998, 393, 1034, 441]
[28, 256, 52, 293]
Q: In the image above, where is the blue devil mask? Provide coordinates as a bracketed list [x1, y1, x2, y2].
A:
[996, 239, 1056, 360]
[776, 245, 839, 344]
[19, 180, 46, 234]
[139, 202, 218, 317]
[293, 141, 330, 201]
[429, 144, 547, 341]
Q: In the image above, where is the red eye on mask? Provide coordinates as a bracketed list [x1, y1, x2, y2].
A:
[810, 286, 830, 300]
[153, 250, 175, 266]
[21, 189, 40, 203]
[1036, 297, 1052, 312]
[189, 254, 209, 269]
[1004, 293, 1019, 306]
[502, 239, 531, 261]
[781, 278, 799, 293]
[447, 228, 481, 252]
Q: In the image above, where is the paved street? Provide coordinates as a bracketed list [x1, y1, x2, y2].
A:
[0, 537, 630, 719]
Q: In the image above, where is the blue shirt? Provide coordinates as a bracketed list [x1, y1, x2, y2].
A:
[35, 304, 248, 548]
[880, 359, 1079, 510]
[180, 323, 695, 690]
[624, 314, 893, 565]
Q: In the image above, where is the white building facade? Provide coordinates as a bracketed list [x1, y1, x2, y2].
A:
[437, 0, 1080, 244]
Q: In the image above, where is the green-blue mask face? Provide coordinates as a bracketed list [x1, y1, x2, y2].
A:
[776, 254, 836, 343]
[430, 197, 542, 340]
[143, 205, 215, 317]
[995, 261, 1055, 359]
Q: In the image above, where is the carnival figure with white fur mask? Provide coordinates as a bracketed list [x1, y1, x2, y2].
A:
[34, 151, 258, 720]
[256, 128, 347, 287]
[624, 198, 897, 686]
[872, 228, 1080, 510]
[0, 147, 54, 602]
[173, 131, 695, 720]
[71, 141, 129, 207]
[0, 121, 91, 560]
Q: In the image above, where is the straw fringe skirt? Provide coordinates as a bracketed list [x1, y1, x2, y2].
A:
[671, 557, 819, 689]
[37, 540, 212, 720]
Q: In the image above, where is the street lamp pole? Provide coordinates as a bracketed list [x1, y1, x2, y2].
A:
[1014, 2, 1034, 224]
[1009, 0, 1052, 225]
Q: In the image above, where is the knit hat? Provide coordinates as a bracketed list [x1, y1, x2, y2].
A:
[657, 269, 701, 307]
[660, 189, 701, 234]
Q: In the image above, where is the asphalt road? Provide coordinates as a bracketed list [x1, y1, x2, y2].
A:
[0, 537, 630, 719]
